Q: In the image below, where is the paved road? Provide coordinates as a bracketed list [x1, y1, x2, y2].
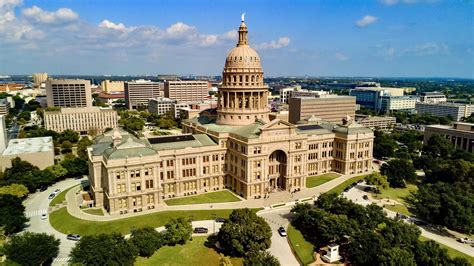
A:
[23, 178, 87, 264]
[259, 208, 300, 266]
[343, 183, 474, 257]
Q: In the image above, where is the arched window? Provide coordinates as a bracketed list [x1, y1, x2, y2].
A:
[245, 75, 249, 82]
[251, 75, 254, 82]
[239, 75, 243, 82]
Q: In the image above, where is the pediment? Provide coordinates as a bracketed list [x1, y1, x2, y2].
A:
[260, 119, 295, 131]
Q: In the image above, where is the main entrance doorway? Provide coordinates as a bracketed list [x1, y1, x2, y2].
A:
[268, 150, 287, 191]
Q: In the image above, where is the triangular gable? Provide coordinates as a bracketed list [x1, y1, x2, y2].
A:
[260, 119, 295, 131]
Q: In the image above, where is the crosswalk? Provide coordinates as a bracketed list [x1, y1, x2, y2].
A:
[53, 257, 71, 263]
[25, 209, 48, 217]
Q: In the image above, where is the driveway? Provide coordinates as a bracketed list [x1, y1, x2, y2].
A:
[23, 178, 87, 264]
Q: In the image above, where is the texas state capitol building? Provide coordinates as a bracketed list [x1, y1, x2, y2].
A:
[88, 18, 374, 215]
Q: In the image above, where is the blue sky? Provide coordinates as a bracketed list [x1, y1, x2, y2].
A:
[0, 0, 473, 78]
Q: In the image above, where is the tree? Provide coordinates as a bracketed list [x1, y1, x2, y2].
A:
[45, 164, 68, 180]
[61, 155, 88, 177]
[70, 233, 137, 265]
[373, 130, 397, 158]
[130, 227, 165, 257]
[364, 172, 389, 190]
[0, 183, 29, 198]
[61, 140, 73, 154]
[379, 247, 416, 266]
[3, 232, 60, 265]
[77, 136, 93, 160]
[217, 208, 271, 257]
[164, 217, 192, 245]
[244, 251, 280, 266]
[380, 159, 417, 188]
[0, 194, 28, 234]
[1, 157, 42, 192]
[58, 129, 79, 143]
[423, 135, 454, 158]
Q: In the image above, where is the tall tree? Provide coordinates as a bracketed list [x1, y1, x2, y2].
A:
[130, 227, 164, 257]
[3, 232, 60, 265]
[164, 217, 192, 245]
[380, 159, 417, 188]
[0, 194, 28, 234]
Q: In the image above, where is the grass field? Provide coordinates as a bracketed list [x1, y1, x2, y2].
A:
[135, 236, 242, 266]
[384, 204, 412, 216]
[82, 208, 104, 216]
[306, 173, 341, 188]
[164, 190, 241, 206]
[49, 207, 257, 235]
[49, 186, 78, 207]
[372, 184, 418, 205]
[287, 224, 315, 265]
[327, 174, 368, 194]
[419, 236, 474, 265]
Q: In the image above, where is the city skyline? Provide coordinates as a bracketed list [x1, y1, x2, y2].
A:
[0, 0, 473, 78]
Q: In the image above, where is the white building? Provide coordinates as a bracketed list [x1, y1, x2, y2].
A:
[416, 102, 473, 121]
[420, 92, 447, 104]
[148, 97, 175, 116]
[1, 137, 55, 170]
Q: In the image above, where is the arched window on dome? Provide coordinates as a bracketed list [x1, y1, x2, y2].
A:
[239, 75, 243, 83]
[251, 75, 254, 82]
[233, 75, 236, 83]
[256, 75, 260, 83]
[245, 75, 249, 82]
[250, 57, 253, 62]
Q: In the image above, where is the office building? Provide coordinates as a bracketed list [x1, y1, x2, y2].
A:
[424, 122, 474, 153]
[44, 107, 118, 135]
[101, 80, 125, 93]
[171, 102, 190, 119]
[289, 96, 356, 124]
[279, 86, 300, 104]
[0, 99, 10, 115]
[32, 73, 48, 87]
[46, 79, 92, 108]
[125, 80, 162, 110]
[0, 115, 7, 153]
[415, 102, 473, 121]
[420, 91, 447, 103]
[1, 137, 54, 170]
[164, 80, 210, 103]
[355, 115, 396, 130]
[88, 19, 374, 215]
[378, 95, 418, 113]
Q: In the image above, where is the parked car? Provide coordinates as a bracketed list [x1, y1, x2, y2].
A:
[66, 234, 81, 241]
[457, 238, 474, 244]
[54, 188, 61, 194]
[363, 187, 372, 192]
[278, 226, 287, 237]
[48, 193, 56, 199]
[215, 218, 226, 223]
[39, 185, 48, 192]
[362, 195, 369, 200]
[193, 227, 208, 234]
[41, 213, 47, 220]
[413, 220, 428, 226]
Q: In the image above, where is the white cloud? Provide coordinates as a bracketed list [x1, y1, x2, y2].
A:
[356, 15, 378, 27]
[403, 43, 449, 56]
[335, 52, 349, 61]
[22, 5, 78, 24]
[99, 20, 134, 32]
[255, 36, 291, 50]
[200, 34, 218, 47]
[379, 0, 438, 5]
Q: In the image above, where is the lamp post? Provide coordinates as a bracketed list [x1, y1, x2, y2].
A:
[211, 213, 216, 234]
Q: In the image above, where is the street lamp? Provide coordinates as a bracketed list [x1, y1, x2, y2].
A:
[211, 213, 216, 234]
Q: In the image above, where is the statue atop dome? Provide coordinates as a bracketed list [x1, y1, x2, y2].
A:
[241, 13, 245, 22]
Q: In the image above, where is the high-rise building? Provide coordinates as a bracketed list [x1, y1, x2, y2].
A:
[101, 80, 125, 93]
[32, 72, 48, 87]
[148, 97, 176, 116]
[88, 18, 374, 215]
[46, 79, 92, 108]
[424, 122, 474, 153]
[0, 99, 10, 115]
[44, 107, 118, 135]
[289, 96, 356, 124]
[164, 80, 210, 103]
[125, 80, 162, 110]
[415, 102, 473, 121]
[0, 115, 7, 153]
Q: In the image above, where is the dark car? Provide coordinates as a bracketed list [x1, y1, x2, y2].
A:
[48, 193, 56, 199]
[363, 187, 372, 192]
[66, 234, 81, 241]
[39, 185, 48, 192]
[278, 227, 287, 237]
[215, 218, 226, 223]
[362, 195, 369, 200]
[193, 227, 208, 234]
[413, 220, 428, 226]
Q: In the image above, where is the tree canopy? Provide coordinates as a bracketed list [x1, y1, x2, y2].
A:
[380, 159, 417, 188]
[163, 217, 192, 245]
[130, 227, 165, 257]
[0, 194, 28, 235]
[3, 232, 60, 265]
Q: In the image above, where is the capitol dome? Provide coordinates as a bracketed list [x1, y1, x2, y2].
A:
[224, 22, 262, 70]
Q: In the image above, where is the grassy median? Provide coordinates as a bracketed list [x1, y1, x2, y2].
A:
[49, 186, 78, 207]
[50, 207, 259, 236]
[306, 173, 341, 188]
[419, 236, 474, 265]
[164, 190, 241, 206]
[287, 224, 315, 265]
[327, 174, 368, 194]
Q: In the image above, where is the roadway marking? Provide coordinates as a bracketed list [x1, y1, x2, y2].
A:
[25, 209, 48, 217]
[53, 257, 71, 262]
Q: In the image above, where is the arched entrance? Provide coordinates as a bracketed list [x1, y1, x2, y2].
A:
[268, 150, 287, 191]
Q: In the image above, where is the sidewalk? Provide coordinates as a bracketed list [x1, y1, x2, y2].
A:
[64, 171, 371, 222]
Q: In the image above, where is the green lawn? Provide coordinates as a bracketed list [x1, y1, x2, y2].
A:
[306, 173, 341, 188]
[327, 174, 368, 194]
[164, 190, 241, 206]
[287, 224, 315, 265]
[82, 208, 104, 216]
[419, 236, 474, 265]
[384, 204, 412, 216]
[135, 236, 242, 266]
[372, 184, 418, 205]
[49, 186, 78, 207]
[49, 207, 256, 236]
